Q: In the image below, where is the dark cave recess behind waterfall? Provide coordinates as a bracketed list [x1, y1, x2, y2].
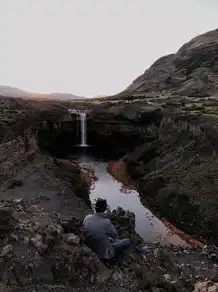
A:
[37, 116, 145, 158]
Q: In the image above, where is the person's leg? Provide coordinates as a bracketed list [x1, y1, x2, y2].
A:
[112, 238, 131, 255]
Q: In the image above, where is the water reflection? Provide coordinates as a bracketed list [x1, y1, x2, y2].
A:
[76, 155, 188, 246]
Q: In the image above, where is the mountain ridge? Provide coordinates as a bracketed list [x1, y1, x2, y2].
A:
[0, 85, 86, 100]
[124, 28, 218, 98]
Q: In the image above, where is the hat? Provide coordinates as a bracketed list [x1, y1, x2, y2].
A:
[95, 198, 107, 212]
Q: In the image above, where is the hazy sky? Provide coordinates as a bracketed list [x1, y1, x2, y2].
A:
[0, 1, 217, 97]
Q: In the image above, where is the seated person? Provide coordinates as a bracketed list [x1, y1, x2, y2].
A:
[83, 198, 131, 260]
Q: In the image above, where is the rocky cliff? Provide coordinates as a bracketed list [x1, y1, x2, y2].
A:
[0, 97, 73, 144]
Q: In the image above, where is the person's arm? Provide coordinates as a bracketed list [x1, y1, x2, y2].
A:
[105, 218, 118, 240]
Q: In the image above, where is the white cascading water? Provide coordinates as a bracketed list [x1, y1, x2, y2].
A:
[79, 112, 87, 147]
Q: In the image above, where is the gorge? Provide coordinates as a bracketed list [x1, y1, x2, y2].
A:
[47, 107, 193, 247]
[1, 28, 218, 291]
[37, 93, 218, 247]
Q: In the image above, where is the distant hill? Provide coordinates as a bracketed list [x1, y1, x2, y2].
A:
[0, 86, 86, 100]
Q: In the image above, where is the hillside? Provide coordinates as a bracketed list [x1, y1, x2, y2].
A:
[0, 85, 86, 100]
[124, 29, 218, 98]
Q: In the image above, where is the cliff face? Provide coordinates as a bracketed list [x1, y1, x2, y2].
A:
[0, 97, 72, 144]
[126, 29, 218, 97]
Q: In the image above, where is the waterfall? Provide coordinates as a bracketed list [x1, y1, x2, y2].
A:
[76, 113, 80, 142]
[79, 112, 87, 147]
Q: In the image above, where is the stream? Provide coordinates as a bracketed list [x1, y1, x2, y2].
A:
[71, 151, 188, 246]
